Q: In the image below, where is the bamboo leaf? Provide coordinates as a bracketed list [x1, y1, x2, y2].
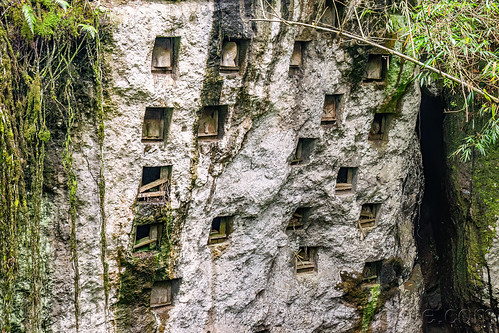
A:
[52, 0, 70, 12]
[78, 24, 97, 39]
[22, 4, 35, 34]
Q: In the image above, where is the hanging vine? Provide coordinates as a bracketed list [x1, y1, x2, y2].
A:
[0, 0, 104, 331]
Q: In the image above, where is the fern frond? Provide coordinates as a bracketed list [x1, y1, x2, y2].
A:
[78, 24, 97, 39]
[52, 0, 70, 12]
[22, 4, 35, 34]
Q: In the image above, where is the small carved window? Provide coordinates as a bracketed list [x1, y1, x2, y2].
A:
[221, 40, 241, 71]
[208, 216, 233, 245]
[291, 138, 316, 166]
[290, 41, 304, 68]
[134, 223, 161, 251]
[320, 0, 345, 28]
[358, 203, 380, 231]
[368, 113, 391, 141]
[138, 166, 171, 202]
[364, 54, 389, 81]
[362, 261, 382, 285]
[150, 279, 180, 307]
[142, 107, 172, 142]
[198, 107, 219, 139]
[295, 247, 317, 274]
[152, 37, 175, 72]
[287, 207, 311, 230]
[336, 167, 357, 193]
[321, 94, 342, 125]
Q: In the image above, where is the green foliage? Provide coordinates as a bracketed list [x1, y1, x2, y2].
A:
[22, 4, 35, 34]
[0, 0, 104, 331]
[409, 0, 499, 160]
[361, 284, 380, 332]
[79, 23, 97, 39]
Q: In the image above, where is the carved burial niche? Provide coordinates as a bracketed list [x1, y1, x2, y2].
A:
[364, 54, 389, 81]
[290, 41, 305, 68]
[320, 0, 346, 28]
[150, 279, 181, 308]
[142, 107, 172, 142]
[138, 166, 171, 203]
[362, 261, 382, 285]
[336, 167, 357, 193]
[358, 203, 380, 231]
[198, 105, 227, 140]
[220, 39, 248, 72]
[368, 113, 392, 141]
[295, 246, 317, 274]
[134, 223, 161, 251]
[287, 207, 311, 230]
[321, 94, 342, 126]
[208, 216, 233, 245]
[151, 37, 179, 73]
[291, 138, 316, 166]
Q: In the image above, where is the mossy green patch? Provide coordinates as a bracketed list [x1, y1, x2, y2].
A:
[115, 204, 179, 331]
[361, 284, 380, 333]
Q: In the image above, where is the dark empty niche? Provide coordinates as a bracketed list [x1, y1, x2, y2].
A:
[363, 54, 389, 82]
[150, 279, 181, 308]
[220, 39, 249, 72]
[290, 138, 316, 165]
[358, 203, 381, 232]
[138, 166, 171, 203]
[289, 41, 308, 75]
[208, 216, 233, 245]
[290, 41, 306, 68]
[142, 107, 172, 142]
[321, 94, 343, 126]
[336, 167, 357, 193]
[320, 0, 346, 27]
[254, 329, 270, 333]
[198, 105, 227, 140]
[134, 223, 161, 251]
[362, 261, 383, 285]
[151, 37, 180, 73]
[368, 113, 392, 141]
[287, 207, 311, 230]
[295, 246, 317, 274]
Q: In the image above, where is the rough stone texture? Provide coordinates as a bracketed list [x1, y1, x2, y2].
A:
[43, 1, 425, 332]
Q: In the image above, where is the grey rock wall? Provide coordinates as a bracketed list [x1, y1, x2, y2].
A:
[45, 1, 424, 332]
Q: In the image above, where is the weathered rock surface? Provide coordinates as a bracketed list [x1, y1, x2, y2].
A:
[44, 1, 425, 332]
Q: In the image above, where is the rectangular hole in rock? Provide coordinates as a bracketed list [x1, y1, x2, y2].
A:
[208, 216, 233, 245]
[151, 37, 179, 73]
[150, 279, 181, 308]
[364, 54, 389, 81]
[290, 41, 304, 68]
[295, 246, 317, 274]
[320, 0, 346, 27]
[198, 106, 228, 140]
[220, 39, 249, 72]
[368, 113, 392, 141]
[291, 138, 316, 166]
[321, 94, 342, 125]
[138, 166, 171, 203]
[142, 107, 172, 142]
[362, 261, 383, 285]
[359, 203, 381, 230]
[134, 223, 161, 251]
[336, 167, 357, 193]
[287, 207, 311, 230]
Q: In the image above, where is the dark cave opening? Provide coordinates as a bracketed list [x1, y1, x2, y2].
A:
[416, 90, 455, 332]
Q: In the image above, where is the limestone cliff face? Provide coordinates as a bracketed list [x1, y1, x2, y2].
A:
[44, 1, 424, 332]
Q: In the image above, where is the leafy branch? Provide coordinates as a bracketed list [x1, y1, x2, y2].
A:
[253, 0, 499, 161]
